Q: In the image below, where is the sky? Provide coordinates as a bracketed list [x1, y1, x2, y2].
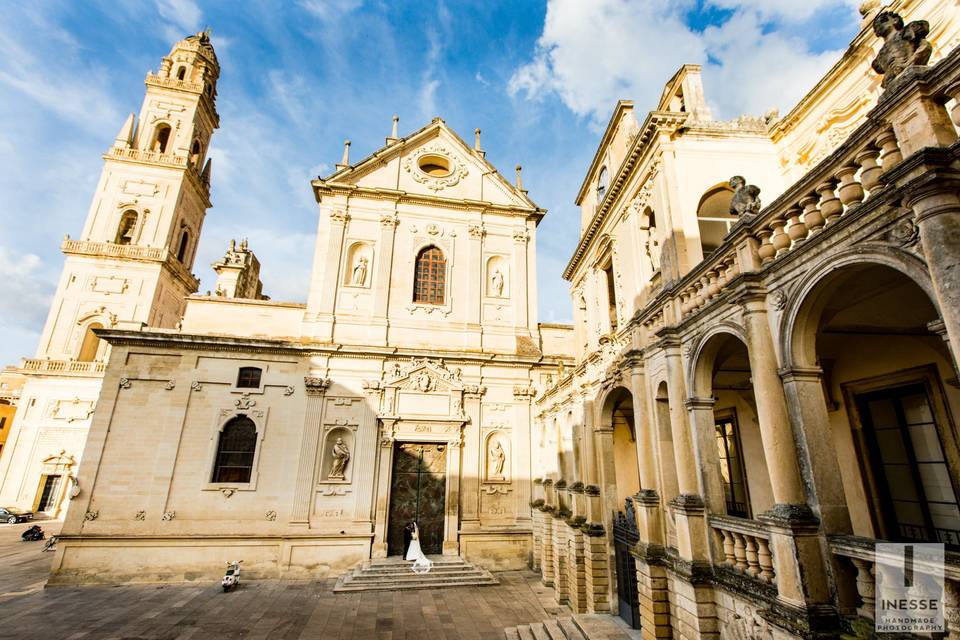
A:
[0, 0, 865, 366]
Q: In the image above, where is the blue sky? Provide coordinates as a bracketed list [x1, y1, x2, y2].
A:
[0, 0, 863, 366]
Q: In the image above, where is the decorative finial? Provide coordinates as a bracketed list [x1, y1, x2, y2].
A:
[515, 165, 523, 190]
[341, 139, 351, 166]
[391, 115, 399, 139]
[229, 238, 236, 251]
[474, 128, 481, 150]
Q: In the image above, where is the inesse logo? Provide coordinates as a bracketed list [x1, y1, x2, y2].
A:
[876, 543, 945, 633]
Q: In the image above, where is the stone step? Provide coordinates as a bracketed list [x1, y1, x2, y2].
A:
[504, 616, 632, 640]
[558, 618, 588, 640]
[571, 614, 639, 639]
[333, 556, 499, 592]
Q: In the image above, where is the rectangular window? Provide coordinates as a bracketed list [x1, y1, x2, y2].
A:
[236, 367, 262, 389]
[715, 412, 751, 518]
[605, 266, 618, 332]
[36, 474, 62, 512]
[856, 384, 960, 547]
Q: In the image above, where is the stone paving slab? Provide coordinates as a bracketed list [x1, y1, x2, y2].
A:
[0, 523, 569, 640]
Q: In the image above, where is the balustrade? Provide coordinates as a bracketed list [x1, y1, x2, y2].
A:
[21, 359, 107, 376]
[711, 515, 776, 585]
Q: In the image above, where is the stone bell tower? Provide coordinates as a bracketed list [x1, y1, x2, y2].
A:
[34, 31, 220, 361]
[0, 33, 220, 515]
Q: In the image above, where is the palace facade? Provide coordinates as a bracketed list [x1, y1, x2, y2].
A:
[529, 0, 960, 637]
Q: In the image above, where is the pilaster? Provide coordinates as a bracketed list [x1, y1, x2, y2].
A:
[290, 376, 329, 524]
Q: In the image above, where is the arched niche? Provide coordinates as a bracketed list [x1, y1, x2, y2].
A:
[77, 322, 104, 362]
[484, 430, 510, 483]
[320, 426, 355, 483]
[344, 241, 374, 288]
[486, 255, 509, 298]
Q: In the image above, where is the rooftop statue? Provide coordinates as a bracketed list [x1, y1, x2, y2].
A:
[872, 11, 933, 88]
[728, 176, 761, 218]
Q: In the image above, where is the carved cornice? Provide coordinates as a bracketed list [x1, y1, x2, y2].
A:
[304, 377, 331, 394]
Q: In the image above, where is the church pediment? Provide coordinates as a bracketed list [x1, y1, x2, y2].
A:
[385, 357, 464, 393]
[314, 119, 540, 211]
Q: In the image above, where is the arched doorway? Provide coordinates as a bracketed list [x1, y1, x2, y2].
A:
[789, 262, 960, 546]
[602, 386, 642, 629]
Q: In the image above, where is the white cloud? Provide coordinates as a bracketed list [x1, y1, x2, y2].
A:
[156, 0, 203, 34]
[509, 0, 859, 125]
[0, 246, 54, 332]
[298, 0, 364, 21]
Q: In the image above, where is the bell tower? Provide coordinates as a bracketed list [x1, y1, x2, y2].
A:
[34, 32, 220, 361]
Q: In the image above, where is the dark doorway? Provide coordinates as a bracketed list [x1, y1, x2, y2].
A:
[613, 496, 641, 629]
[37, 474, 62, 512]
[387, 442, 447, 555]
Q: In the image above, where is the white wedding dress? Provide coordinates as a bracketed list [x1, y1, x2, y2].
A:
[404, 523, 433, 574]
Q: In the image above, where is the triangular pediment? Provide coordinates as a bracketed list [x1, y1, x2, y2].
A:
[385, 357, 464, 392]
[315, 119, 540, 211]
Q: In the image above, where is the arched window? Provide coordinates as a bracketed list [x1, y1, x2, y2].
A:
[597, 166, 609, 202]
[696, 184, 737, 256]
[236, 367, 262, 389]
[152, 124, 172, 153]
[177, 229, 189, 262]
[413, 246, 446, 304]
[190, 139, 202, 166]
[176, 67, 186, 81]
[211, 416, 257, 483]
[77, 323, 103, 362]
[115, 211, 138, 245]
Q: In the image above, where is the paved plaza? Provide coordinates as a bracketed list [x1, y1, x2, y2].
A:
[0, 523, 570, 640]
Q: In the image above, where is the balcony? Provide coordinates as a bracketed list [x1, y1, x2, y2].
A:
[20, 359, 107, 377]
[102, 146, 188, 169]
[60, 239, 199, 290]
[710, 514, 777, 586]
[145, 72, 204, 94]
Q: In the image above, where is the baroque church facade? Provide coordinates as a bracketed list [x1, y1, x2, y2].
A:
[0, 0, 959, 637]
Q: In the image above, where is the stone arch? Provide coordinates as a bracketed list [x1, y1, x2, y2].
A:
[687, 322, 748, 396]
[150, 122, 173, 153]
[780, 246, 939, 370]
[599, 385, 640, 508]
[696, 182, 737, 256]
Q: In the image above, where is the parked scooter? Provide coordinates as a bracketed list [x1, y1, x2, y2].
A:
[21, 525, 44, 541]
[222, 560, 242, 592]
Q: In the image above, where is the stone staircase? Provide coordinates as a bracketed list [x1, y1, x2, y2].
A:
[333, 555, 499, 592]
[504, 615, 639, 640]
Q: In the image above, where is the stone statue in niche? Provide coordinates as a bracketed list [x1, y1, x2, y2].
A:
[729, 176, 761, 217]
[328, 437, 351, 479]
[351, 256, 368, 286]
[415, 370, 432, 392]
[490, 269, 504, 297]
[489, 440, 506, 480]
[646, 228, 661, 271]
[871, 11, 932, 88]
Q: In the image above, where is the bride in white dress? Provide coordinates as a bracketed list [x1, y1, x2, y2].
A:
[404, 523, 433, 574]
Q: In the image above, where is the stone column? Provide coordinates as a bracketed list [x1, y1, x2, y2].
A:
[512, 226, 532, 347]
[371, 419, 396, 558]
[779, 366, 852, 533]
[467, 222, 484, 339]
[584, 485, 611, 613]
[290, 377, 330, 524]
[541, 480, 556, 585]
[460, 388, 483, 531]
[685, 396, 725, 514]
[625, 355, 656, 490]
[372, 213, 399, 328]
[443, 436, 463, 556]
[582, 397, 598, 486]
[318, 210, 349, 316]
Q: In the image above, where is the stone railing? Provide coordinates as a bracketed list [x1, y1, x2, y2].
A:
[21, 359, 107, 376]
[104, 146, 188, 168]
[145, 72, 204, 93]
[711, 515, 776, 585]
[61, 239, 168, 261]
[667, 49, 960, 324]
[830, 535, 960, 633]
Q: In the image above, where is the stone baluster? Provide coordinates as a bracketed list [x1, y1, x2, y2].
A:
[785, 206, 807, 248]
[744, 535, 761, 578]
[876, 128, 902, 172]
[693, 281, 705, 309]
[756, 228, 775, 264]
[855, 146, 883, 192]
[756, 538, 775, 583]
[720, 529, 736, 565]
[800, 194, 824, 236]
[732, 533, 748, 573]
[816, 180, 843, 227]
[835, 165, 864, 208]
[706, 268, 720, 299]
[725, 255, 740, 281]
[850, 558, 876, 620]
[700, 276, 711, 305]
[769, 217, 790, 257]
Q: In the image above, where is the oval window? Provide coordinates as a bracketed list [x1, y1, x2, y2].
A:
[417, 154, 452, 177]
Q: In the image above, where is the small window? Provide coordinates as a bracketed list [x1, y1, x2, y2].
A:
[417, 154, 451, 177]
[211, 416, 257, 483]
[190, 140, 202, 166]
[236, 367, 262, 389]
[715, 412, 751, 518]
[177, 230, 189, 262]
[597, 166, 609, 202]
[115, 211, 138, 245]
[176, 67, 186, 81]
[604, 265, 617, 332]
[77, 323, 104, 362]
[413, 246, 446, 305]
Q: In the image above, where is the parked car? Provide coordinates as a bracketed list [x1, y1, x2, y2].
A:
[0, 507, 33, 524]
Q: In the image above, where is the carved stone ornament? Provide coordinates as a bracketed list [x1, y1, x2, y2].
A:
[329, 209, 350, 224]
[484, 485, 511, 495]
[468, 222, 485, 239]
[119, 377, 131, 390]
[872, 11, 932, 89]
[162, 510, 176, 521]
[221, 488, 235, 498]
[135, 510, 145, 521]
[283, 385, 295, 396]
[887, 216, 919, 246]
[729, 176, 761, 217]
[84, 510, 99, 521]
[165, 380, 176, 391]
[379, 214, 399, 227]
[304, 377, 332, 393]
[773, 289, 788, 311]
[190, 380, 202, 392]
[402, 143, 468, 192]
[513, 228, 530, 243]
[235, 394, 256, 410]
[265, 510, 277, 521]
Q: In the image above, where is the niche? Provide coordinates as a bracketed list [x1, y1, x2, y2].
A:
[319, 427, 355, 483]
[485, 256, 508, 298]
[344, 242, 373, 288]
[484, 431, 510, 483]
